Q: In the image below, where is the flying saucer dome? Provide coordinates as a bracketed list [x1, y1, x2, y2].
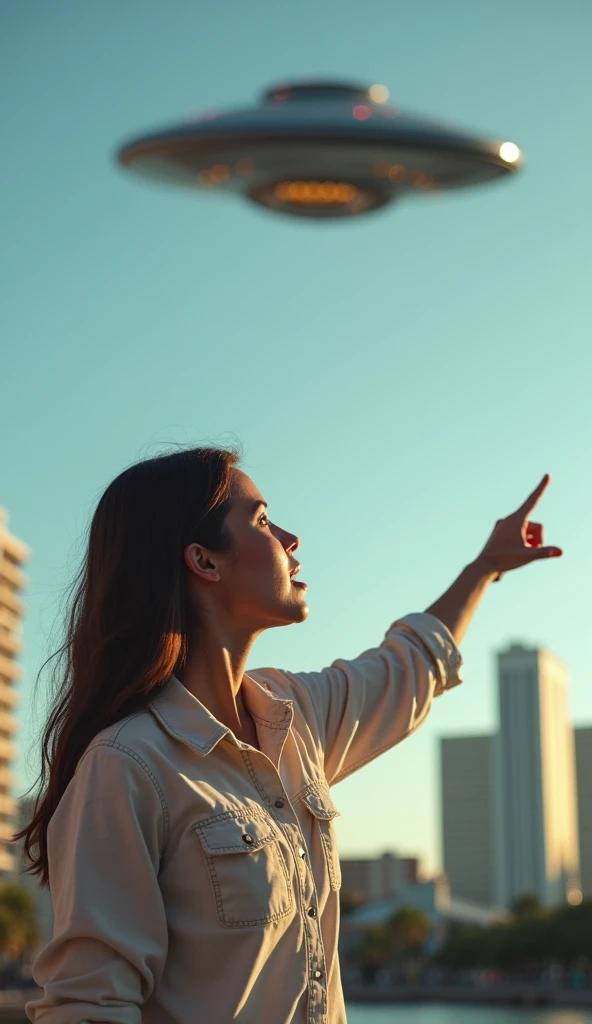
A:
[116, 80, 523, 220]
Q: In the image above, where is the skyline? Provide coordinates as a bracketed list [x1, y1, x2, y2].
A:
[440, 645, 587, 911]
[3, 0, 592, 875]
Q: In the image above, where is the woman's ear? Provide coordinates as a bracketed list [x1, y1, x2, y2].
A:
[183, 544, 221, 583]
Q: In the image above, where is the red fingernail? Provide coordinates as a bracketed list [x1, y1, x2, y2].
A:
[551, 548, 562, 556]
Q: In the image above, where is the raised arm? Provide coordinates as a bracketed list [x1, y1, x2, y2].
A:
[426, 473, 562, 644]
[266, 474, 562, 787]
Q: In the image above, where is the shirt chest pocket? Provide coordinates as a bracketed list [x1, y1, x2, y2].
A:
[193, 811, 294, 928]
[300, 782, 342, 891]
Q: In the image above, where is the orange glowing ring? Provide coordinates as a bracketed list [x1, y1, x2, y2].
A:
[274, 180, 357, 204]
[251, 179, 389, 218]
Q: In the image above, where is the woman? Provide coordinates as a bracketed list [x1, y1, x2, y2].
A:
[19, 446, 562, 1024]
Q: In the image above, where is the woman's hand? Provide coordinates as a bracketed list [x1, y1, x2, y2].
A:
[426, 473, 563, 645]
[476, 473, 563, 580]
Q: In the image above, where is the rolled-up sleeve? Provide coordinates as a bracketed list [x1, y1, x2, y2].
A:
[26, 743, 169, 1023]
[292, 612, 463, 786]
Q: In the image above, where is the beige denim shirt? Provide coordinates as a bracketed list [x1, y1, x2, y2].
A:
[27, 612, 462, 1024]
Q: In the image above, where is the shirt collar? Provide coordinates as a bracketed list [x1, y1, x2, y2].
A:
[148, 672, 293, 757]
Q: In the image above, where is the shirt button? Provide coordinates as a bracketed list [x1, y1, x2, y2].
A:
[298, 846, 306, 859]
[314, 970, 323, 980]
[274, 798, 285, 808]
[242, 834, 254, 845]
[307, 906, 317, 918]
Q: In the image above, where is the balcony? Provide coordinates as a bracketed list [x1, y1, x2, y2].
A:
[0, 820, 17, 843]
[0, 558, 26, 591]
[0, 606, 18, 627]
[0, 584, 23, 616]
[0, 654, 22, 682]
[0, 711, 18, 736]
[0, 682, 19, 708]
[0, 629, 21, 657]
[0, 793, 15, 816]
[0, 737, 18, 761]
[0, 845, 16, 873]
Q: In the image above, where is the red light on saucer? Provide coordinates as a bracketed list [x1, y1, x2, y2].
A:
[352, 105, 372, 120]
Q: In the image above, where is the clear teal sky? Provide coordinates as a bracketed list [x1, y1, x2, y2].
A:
[2, 0, 591, 875]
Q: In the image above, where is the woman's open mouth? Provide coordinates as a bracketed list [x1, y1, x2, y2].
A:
[289, 563, 307, 591]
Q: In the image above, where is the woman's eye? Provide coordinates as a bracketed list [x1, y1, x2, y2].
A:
[259, 513, 270, 526]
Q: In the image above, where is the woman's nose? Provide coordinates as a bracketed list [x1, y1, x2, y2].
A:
[284, 530, 299, 553]
[271, 522, 299, 551]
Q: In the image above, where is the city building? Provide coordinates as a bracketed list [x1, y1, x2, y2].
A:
[439, 734, 495, 905]
[439, 643, 582, 910]
[0, 508, 28, 876]
[494, 644, 581, 908]
[575, 726, 592, 898]
[16, 796, 54, 948]
[340, 852, 419, 905]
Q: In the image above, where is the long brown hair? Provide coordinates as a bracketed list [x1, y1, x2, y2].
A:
[14, 445, 239, 887]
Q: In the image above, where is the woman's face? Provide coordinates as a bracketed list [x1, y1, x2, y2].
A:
[188, 469, 309, 631]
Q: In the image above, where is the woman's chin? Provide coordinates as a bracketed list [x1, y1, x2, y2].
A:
[257, 590, 310, 628]
[276, 598, 309, 626]
[290, 586, 309, 622]
[292, 601, 309, 623]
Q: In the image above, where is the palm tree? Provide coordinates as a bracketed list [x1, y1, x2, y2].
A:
[511, 893, 543, 922]
[386, 906, 431, 950]
[385, 907, 431, 981]
[355, 906, 431, 985]
[356, 925, 392, 984]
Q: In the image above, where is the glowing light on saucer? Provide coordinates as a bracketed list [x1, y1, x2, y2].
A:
[499, 141, 521, 164]
[369, 84, 390, 104]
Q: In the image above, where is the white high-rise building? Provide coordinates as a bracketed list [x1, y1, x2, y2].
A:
[439, 734, 495, 906]
[494, 644, 581, 908]
[574, 726, 592, 898]
[0, 508, 28, 876]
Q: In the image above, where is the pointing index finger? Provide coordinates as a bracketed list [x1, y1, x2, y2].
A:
[516, 474, 551, 518]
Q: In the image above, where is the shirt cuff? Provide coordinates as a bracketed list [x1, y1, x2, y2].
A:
[387, 612, 464, 696]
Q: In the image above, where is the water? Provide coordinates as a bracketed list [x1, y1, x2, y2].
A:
[346, 1006, 592, 1024]
[3, 1005, 592, 1024]
[2, 1004, 591, 1024]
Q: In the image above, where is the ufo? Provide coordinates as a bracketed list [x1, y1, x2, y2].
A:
[116, 80, 523, 220]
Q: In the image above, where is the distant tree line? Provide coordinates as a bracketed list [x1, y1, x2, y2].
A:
[342, 893, 592, 984]
[437, 894, 592, 973]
